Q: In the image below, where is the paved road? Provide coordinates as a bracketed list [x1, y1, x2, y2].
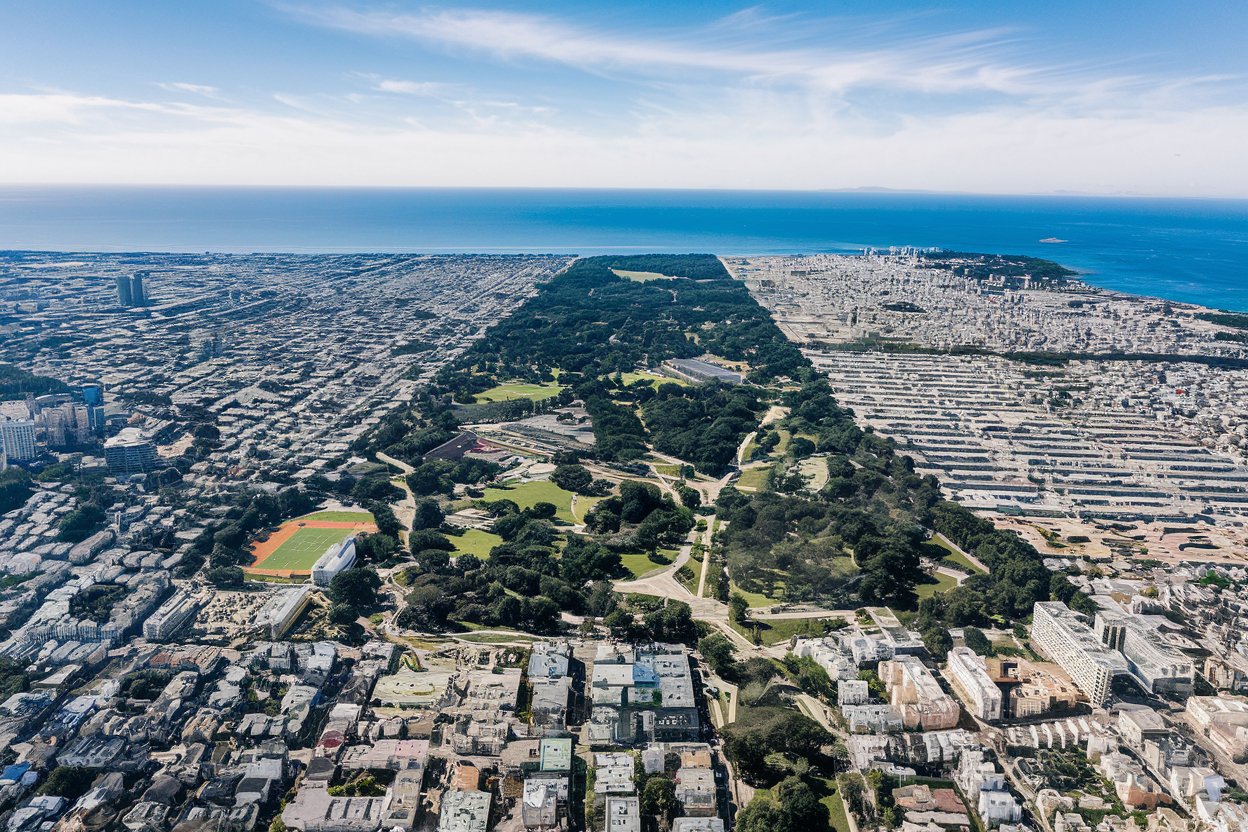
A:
[376, 450, 415, 474]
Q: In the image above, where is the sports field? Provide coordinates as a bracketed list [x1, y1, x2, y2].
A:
[248, 512, 377, 577]
[475, 380, 564, 403]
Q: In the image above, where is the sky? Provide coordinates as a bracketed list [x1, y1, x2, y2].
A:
[1, 1, 1246, 196]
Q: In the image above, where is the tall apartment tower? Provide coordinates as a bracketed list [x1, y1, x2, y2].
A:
[0, 418, 38, 462]
[116, 274, 133, 307]
[130, 271, 148, 306]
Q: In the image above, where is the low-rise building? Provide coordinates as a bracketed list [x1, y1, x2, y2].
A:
[945, 647, 1003, 722]
[879, 655, 960, 730]
[604, 797, 640, 832]
[143, 591, 200, 642]
[439, 790, 492, 832]
[312, 536, 356, 587]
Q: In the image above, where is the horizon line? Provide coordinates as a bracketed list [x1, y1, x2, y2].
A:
[2, 182, 1247, 202]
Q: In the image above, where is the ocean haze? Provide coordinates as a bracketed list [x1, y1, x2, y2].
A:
[1, 185, 1245, 310]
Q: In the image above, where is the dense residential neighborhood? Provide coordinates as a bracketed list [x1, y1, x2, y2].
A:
[1, 251, 1248, 832]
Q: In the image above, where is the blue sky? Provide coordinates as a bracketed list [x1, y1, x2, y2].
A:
[1, 1, 1245, 195]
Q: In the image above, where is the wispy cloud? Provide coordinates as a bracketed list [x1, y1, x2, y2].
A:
[0, 5, 1244, 195]
[366, 76, 456, 97]
[155, 81, 222, 98]
[284, 4, 1221, 103]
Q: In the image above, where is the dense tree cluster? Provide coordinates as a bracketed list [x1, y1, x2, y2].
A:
[0, 468, 33, 514]
[605, 598, 699, 645]
[718, 374, 1062, 628]
[0, 362, 68, 397]
[734, 777, 828, 832]
[406, 457, 499, 497]
[396, 501, 624, 634]
[919, 250, 1077, 286]
[584, 480, 694, 552]
[643, 382, 762, 475]
[722, 707, 832, 785]
[550, 463, 610, 496]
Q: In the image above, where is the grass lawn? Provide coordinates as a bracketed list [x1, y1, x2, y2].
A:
[821, 782, 853, 832]
[731, 582, 779, 608]
[774, 428, 792, 456]
[650, 462, 682, 477]
[678, 553, 703, 592]
[927, 535, 987, 574]
[571, 494, 602, 524]
[736, 466, 771, 492]
[733, 615, 840, 646]
[620, 370, 687, 388]
[610, 269, 676, 282]
[259, 527, 350, 571]
[482, 480, 579, 523]
[619, 553, 669, 580]
[452, 529, 503, 559]
[799, 455, 829, 490]
[298, 509, 375, 523]
[915, 569, 959, 599]
[475, 380, 564, 403]
[457, 631, 540, 644]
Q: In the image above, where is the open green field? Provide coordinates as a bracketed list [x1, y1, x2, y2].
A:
[926, 534, 987, 574]
[736, 466, 772, 491]
[732, 615, 841, 646]
[298, 510, 375, 523]
[799, 455, 829, 490]
[260, 527, 350, 572]
[731, 581, 780, 608]
[452, 529, 504, 559]
[915, 569, 959, 599]
[620, 553, 667, 580]
[618, 548, 679, 580]
[610, 269, 676, 282]
[620, 370, 688, 388]
[821, 781, 853, 832]
[482, 479, 581, 523]
[475, 380, 564, 403]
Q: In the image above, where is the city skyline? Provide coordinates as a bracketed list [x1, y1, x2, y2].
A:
[1, 1, 1246, 196]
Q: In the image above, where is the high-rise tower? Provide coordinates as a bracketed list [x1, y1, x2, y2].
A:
[116, 274, 133, 306]
[130, 271, 148, 306]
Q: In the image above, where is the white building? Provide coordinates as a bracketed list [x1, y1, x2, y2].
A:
[0, 418, 37, 462]
[312, 536, 356, 587]
[440, 790, 492, 832]
[1030, 602, 1127, 707]
[604, 797, 640, 832]
[946, 647, 1003, 722]
[1094, 610, 1194, 697]
[955, 749, 1021, 827]
[255, 586, 313, 639]
[143, 591, 200, 642]
[838, 679, 869, 705]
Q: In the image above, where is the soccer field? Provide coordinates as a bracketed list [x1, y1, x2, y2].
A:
[256, 527, 351, 572]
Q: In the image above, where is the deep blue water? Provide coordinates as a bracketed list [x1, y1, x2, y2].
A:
[1, 186, 1245, 310]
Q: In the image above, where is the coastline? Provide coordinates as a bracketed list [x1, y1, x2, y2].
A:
[1, 186, 1245, 310]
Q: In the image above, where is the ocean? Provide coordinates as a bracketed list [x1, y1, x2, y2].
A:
[1, 186, 1245, 310]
